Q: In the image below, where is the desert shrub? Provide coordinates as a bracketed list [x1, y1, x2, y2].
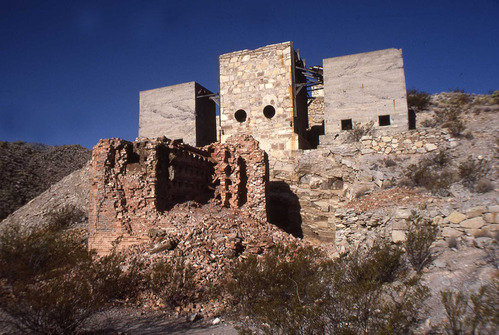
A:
[448, 90, 471, 107]
[407, 89, 431, 112]
[47, 204, 86, 231]
[433, 107, 466, 137]
[384, 158, 397, 167]
[405, 157, 456, 195]
[433, 149, 451, 167]
[225, 243, 330, 334]
[491, 90, 499, 104]
[336, 240, 405, 285]
[476, 179, 494, 193]
[458, 157, 491, 192]
[0, 213, 134, 334]
[435, 282, 498, 335]
[347, 120, 375, 142]
[148, 257, 197, 309]
[405, 212, 438, 272]
[421, 118, 437, 128]
[226, 241, 428, 335]
[326, 241, 427, 335]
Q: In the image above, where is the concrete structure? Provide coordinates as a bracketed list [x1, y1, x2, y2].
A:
[218, 42, 309, 159]
[139, 82, 216, 147]
[323, 48, 408, 135]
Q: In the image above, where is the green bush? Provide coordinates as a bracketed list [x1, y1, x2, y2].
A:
[435, 281, 498, 334]
[405, 212, 438, 272]
[407, 89, 431, 112]
[225, 243, 330, 334]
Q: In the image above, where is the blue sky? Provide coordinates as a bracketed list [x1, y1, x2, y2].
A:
[1, 0, 497, 148]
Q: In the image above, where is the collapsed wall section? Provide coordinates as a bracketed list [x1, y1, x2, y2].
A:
[323, 48, 408, 136]
[209, 134, 268, 222]
[139, 82, 216, 147]
[88, 135, 267, 254]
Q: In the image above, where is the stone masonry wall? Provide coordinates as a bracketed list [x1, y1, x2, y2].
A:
[335, 202, 499, 253]
[358, 128, 454, 155]
[267, 124, 455, 244]
[308, 84, 324, 129]
[88, 135, 267, 254]
[219, 42, 300, 159]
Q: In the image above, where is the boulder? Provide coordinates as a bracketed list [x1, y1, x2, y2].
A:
[460, 217, 485, 229]
[446, 211, 467, 224]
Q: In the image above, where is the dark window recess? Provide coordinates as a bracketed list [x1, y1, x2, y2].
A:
[379, 115, 391, 126]
[408, 110, 416, 130]
[234, 109, 247, 123]
[341, 119, 353, 130]
[263, 105, 276, 119]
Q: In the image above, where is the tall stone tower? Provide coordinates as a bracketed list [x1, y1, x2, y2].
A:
[218, 42, 309, 159]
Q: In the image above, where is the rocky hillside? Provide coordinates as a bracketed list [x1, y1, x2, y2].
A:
[0, 141, 91, 222]
[0, 91, 497, 333]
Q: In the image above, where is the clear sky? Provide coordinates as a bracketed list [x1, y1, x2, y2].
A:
[1, 0, 498, 148]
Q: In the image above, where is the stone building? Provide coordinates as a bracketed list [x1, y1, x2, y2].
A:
[90, 41, 414, 252]
[137, 42, 409, 158]
[218, 42, 309, 158]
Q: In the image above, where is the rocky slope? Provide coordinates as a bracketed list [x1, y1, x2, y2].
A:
[0, 141, 91, 222]
[0, 91, 497, 333]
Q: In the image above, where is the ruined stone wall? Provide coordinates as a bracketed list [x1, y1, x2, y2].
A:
[308, 84, 324, 129]
[358, 128, 452, 155]
[219, 42, 301, 159]
[323, 48, 408, 135]
[335, 202, 499, 253]
[88, 135, 267, 254]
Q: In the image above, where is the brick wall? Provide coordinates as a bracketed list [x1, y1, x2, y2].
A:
[88, 135, 267, 254]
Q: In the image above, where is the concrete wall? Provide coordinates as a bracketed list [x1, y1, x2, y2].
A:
[139, 82, 216, 147]
[219, 42, 301, 159]
[323, 48, 408, 135]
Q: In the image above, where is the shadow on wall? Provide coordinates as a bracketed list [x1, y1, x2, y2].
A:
[267, 181, 303, 238]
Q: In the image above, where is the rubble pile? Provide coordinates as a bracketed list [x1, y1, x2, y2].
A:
[121, 200, 304, 314]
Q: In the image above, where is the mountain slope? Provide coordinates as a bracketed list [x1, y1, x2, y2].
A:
[0, 141, 90, 221]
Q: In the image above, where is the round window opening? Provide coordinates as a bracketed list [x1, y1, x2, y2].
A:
[234, 109, 247, 123]
[263, 105, 276, 119]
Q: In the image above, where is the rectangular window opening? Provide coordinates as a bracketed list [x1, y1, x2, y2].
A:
[341, 119, 353, 130]
[378, 115, 391, 126]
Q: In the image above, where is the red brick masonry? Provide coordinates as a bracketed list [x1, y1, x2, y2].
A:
[88, 135, 267, 254]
